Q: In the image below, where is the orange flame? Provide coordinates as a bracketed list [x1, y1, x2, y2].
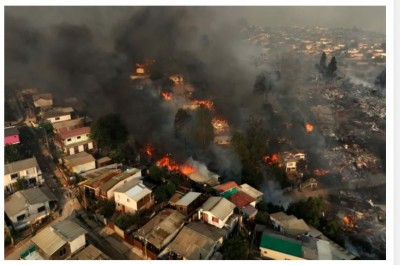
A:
[162, 92, 172, 101]
[180, 165, 195, 175]
[212, 117, 229, 133]
[343, 215, 356, 229]
[305, 123, 314, 132]
[314, 168, 330, 176]
[156, 155, 196, 175]
[145, 145, 153, 157]
[263, 154, 281, 166]
[193, 100, 214, 110]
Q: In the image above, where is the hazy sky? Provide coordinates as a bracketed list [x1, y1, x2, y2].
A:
[6, 6, 385, 34]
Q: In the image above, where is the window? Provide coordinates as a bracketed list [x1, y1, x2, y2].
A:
[59, 248, 67, 257]
[37, 206, 46, 213]
[17, 214, 26, 221]
[55, 117, 60, 121]
[212, 216, 219, 223]
[77, 136, 81, 139]
[11, 173, 19, 180]
[67, 138, 71, 142]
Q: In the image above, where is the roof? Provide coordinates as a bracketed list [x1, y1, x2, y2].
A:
[123, 183, 152, 202]
[58, 127, 90, 140]
[64, 152, 96, 167]
[31, 226, 67, 257]
[83, 169, 122, 189]
[97, 156, 112, 164]
[175, 192, 202, 206]
[169, 192, 184, 204]
[134, 209, 185, 249]
[32, 93, 53, 101]
[31, 219, 86, 257]
[99, 169, 142, 193]
[70, 244, 110, 260]
[43, 107, 74, 119]
[5, 126, 19, 137]
[242, 204, 258, 217]
[201, 197, 236, 220]
[229, 191, 255, 208]
[213, 181, 239, 193]
[240, 183, 263, 199]
[164, 222, 225, 260]
[5, 187, 56, 217]
[260, 230, 303, 258]
[270, 212, 310, 236]
[4, 156, 39, 175]
[113, 178, 142, 193]
[51, 219, 87, 241]
[52, 118, 85, 132]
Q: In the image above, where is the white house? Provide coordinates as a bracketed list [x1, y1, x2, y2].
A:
[5, 187, 57, 230]
[198, 197, 236, 229]
[42, 107, 74, 124]
[4, 156, 44, 193]
[114, 179, 154, 214]
[270, 212, 311, 236]
[99, 168, 144, 200]
[63, 152, 96, 174]
[56, 126, 93, 155]
[30, 219, 87, 260]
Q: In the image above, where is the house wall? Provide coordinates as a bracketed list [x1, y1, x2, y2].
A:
[47, 114, 71, 124]
[4, 167, 43, 190]
[115, 192, 139, 213]
[259, 247, 304, 260]
[5, 135, 20, 145]
[8, 201, 51, 230]
[198, 210, 233, 229]
[69, 234, 86, 254]
[65, 141, 94, 155]
[49, 242, 71, 260]
[72, 161, 96, 174]
[63, 133, 90, 146]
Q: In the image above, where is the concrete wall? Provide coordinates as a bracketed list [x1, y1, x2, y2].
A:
[63, 133, 90, 146]
[9, 201, 51, 230]
[4, 167, 43, 190]
[115, 192, 138, 213]
[69, 234, 86, 254]
[47, 114, 71, 124]
[198, 210, 233, 229]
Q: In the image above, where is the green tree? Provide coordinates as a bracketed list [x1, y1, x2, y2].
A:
[90, 114, 128, 152]
[114, 213, 140, 230]
[154, 182, 176, 202]
[100, 201, 116, 219]
[148, 165, 164, 184]
[287, 197, 327, 228]
[13, 177, 28, 191]
[5, 144, 32, 163]
[222, 237, 249, 260]
[254, 211, 269, 225]
[37, 121, 54, 137]
[192, 106, 214, 148]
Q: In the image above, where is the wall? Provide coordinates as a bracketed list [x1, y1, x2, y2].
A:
[47, 114, 71, 124]
[72, 161, 96, 174]
[69, 234, 86, 254]
[259, 247, 304, 260]
[9, 201, 51, 230]
[63, 133, 90, 146]
[4, 167, 42, 190]
[198, 210, 233, 229]
[49, 242, 71, 260]
[115, 192, 138, 213]
[5, 135, 20, 145]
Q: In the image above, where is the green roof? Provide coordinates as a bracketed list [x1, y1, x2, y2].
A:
[260, 231, 302, 258]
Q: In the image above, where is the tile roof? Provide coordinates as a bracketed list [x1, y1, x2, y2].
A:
[260, 230, 303, 258]
[58, 127, 90, 140]
[213, 181, 239, 193]
[4, 156, 39, 175]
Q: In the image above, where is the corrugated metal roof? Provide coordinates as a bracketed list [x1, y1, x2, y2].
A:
[31, 226, 66, 257]
[64, 152, 96, 167]
[70, 244, 110, 260]
[134, 209, 185, 249]
[260, 230, 303, 258]
[240, 183, 263, 199]
[52, 219, 87, 241]
[4, 156, 39, 175]
[201, 197, 236, 221]
[175, 192, 201, 206]
[124, 184, 152, 202]
[99, 169, 141, 193]
[113, 178, 142, 193]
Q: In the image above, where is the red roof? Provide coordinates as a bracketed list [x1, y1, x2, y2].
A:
[229, 191, 255, 209]
[214, 181, 239, 193]
[59, 127, 90, 140]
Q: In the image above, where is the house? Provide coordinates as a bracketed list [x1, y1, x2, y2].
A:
[63, 152, 96, 174]
[51, 118, 85, 134]
[32, 93, 53, 110]
[55, 126, 93, 155]
[114, 179, 154, 213]
[81, 169, 123, 201]
[99, 168, 144, 200]
[96, 156, 113, 168]
[259, 230, 304, 260]
[132, 209, 186, 259]
[4, 156, 44, 193]
[5, 187, 57, 231]
[174, 192, 203, 216]
[213, 134, 232, 145]
[42, 107, 74, 124]
[213, 181, 239, 198]
[280, 151, 307, 173]
[239, 184, 264, 205]
[30, 219, 87, 260]
[242, 204, 258, 220]
[198, 196, 236, 229]
[270, 212, 311, 236]
[160, 221, 227, 260]
[70, 244, 110, 260]
[5, 126, 20, 145]
[229, 190, 256, 209]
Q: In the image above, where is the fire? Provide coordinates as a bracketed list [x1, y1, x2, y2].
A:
[314, 168, 330, 176]
[156, 155, 196, 175]
[161, 92, 172, 101]
[212, 117, 229, 133]
[343, 215, 356, 229]
[305, 123, 314, 132]
[193, 100, 214, 110]
[263, 154, 281, 166]
[180, 165, 195, 175]
[145, 145, 153, 157]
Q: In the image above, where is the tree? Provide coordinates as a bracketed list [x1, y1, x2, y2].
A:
[222, 237, 249, 260]
[254, 211, 269, 225]
[327, 56, 337, 76]
[13, 177, 28, 191]
[375, 69, 386, 88]
[90, 113, 128, 152]
[154, 182, 176, 202]
[5, 144, 32, 163]
[100, 201, 115, 219]
[192, 107, 214, 148]
[38, 121, 54, 137]
[319, 52, 327, 69]
[4, 225, 13, 246]
[148, 165, 164, 184]
[287, 197, 328, 228]
[114, 214, 139, 230]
